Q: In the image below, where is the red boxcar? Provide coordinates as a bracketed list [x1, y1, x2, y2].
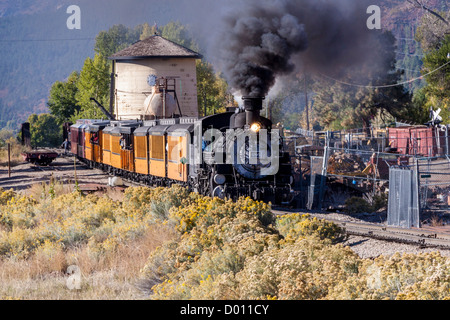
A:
[70, 120, 100, 159]
[388, 126, 449, 157]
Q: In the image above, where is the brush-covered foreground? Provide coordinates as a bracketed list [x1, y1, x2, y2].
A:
[0, 184, 449, 300]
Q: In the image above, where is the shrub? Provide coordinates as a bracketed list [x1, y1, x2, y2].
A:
[344, 196, 374, 214]
[276, 213, 346, 244]
[1, 185, 449, 300]
[144, 196, 279, 300]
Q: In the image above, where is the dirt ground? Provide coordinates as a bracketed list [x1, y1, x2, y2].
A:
[0, 149, 136, 197]
[2, 149, 450, 232]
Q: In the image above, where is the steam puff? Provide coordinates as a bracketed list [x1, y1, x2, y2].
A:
[221, 9, 308, 97]
[216, 0, 379, 97]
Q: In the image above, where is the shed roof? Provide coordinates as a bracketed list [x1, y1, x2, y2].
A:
[109, 35, 202, 60]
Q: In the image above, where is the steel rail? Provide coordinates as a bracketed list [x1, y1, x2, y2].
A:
[272, 210, 450, 249]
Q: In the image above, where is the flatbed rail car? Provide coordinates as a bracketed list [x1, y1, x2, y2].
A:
[21, 151, 59, 166]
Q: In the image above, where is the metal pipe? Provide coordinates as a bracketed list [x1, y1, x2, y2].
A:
[163, 86, 166, 118]
[90, 98, 115, 120]
[446, 125, 449, 156]
[109, 60, 115, 116]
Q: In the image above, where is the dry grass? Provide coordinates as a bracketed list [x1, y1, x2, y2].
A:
[25, 178, 73, 200]
[0, 141, 28, 167]
[0, 224, 176, 300]
[429, 214, 444, 227]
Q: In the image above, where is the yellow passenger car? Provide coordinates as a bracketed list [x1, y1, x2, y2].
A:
[102, 126, 114, 167]
[148, 125, 172, 179]
[166, 124, 193, 182]
[133, 121, 156, 175]
[86, 121, 110, 164]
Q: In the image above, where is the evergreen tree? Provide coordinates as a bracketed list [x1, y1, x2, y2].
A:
[312, 32, 419, 130]
[416, 10, 450, 124]
[420, 36, 450, 123]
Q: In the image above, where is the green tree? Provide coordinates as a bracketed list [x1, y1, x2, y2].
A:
[196, 60, 231, 116]
[139, 22, 158, 40]
[312, 32, 419, 130]
[416, 9, 450, 124]
[160, 21, 199, 52]
[94, 24, 140, 58]
[47, 71, 80, 125]
[420, 35, 450, 123]
[0, 128, 15, 148]
[27, 114, 61, 148]
[74, 54, 110, 121]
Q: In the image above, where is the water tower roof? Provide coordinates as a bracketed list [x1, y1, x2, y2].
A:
[109, 35, 202, 60]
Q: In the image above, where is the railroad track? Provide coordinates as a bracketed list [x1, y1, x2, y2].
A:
[28, 153, 450, 250]
[31, 163, 64, 172]
[273, 210, 450, 250]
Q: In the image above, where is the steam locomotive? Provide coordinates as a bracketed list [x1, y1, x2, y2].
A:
[69, 87, 294, 205]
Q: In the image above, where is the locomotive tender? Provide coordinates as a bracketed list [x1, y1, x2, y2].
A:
[70, 94, 294, 205]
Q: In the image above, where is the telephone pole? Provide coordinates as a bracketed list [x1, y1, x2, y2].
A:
[304, 73, 309, 131]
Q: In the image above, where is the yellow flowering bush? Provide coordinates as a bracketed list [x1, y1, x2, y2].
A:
[0, 193, 37, 230]
[0, 185, 186, 259]
[122, 185, 190, 221]
[277, 213, 346, 244]
[143, 194, 450, 300]
[0, 184, 449, 300]
[144, 195, 279, 299]
[232, 239, 362, 300]
[0, 187, 16, 205]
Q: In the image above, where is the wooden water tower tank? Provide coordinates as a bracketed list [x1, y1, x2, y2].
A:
[108, 35, 202, 120]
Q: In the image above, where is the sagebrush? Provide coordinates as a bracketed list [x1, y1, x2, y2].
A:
[0, 185, 449, 300]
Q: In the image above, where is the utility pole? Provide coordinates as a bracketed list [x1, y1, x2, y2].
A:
[304, 74, 310, 131]
[7, 143, 11, 178]
[203, 88, 207, 117]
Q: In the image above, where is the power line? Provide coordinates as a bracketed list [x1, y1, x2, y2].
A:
[0, 38, 95, 42]
[396, 67, 422, 73]
[395, 51, 425, 57]
[318, 60, 450, 89]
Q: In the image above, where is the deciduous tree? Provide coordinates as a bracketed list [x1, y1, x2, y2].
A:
[74, 54, 110, 121]
[27, 113, 61, 148]
[47, 71, 80, 125]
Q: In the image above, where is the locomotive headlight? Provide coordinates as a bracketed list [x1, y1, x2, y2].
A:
[250, 122, 261, 133]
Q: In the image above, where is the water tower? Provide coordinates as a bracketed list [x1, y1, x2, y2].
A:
[108, 35, 202, 120]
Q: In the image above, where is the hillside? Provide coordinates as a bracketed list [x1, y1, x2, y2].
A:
[0, 0, 448, 131]
[0, 0, 184, 130]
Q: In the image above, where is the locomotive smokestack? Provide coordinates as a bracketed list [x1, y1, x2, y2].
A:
[243, 96, 263, 112]
[243, 96, 264, 127]
[230, 96, 265, 129]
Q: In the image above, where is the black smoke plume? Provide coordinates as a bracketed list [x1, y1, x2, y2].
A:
[211, 0, 386, 97]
